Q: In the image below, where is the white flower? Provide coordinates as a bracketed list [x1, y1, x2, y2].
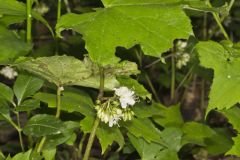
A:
[0, 66, 18, 79]
[176, 53, 190, 69]
[114, 87, 136, 108]
[109, 115, 121, 127]
[177, 40, 187, 50]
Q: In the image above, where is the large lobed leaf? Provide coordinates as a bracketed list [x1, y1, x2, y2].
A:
[14, 55, 139, 90]
[197, 41, 240, 113]
[56, 0, 193, 65]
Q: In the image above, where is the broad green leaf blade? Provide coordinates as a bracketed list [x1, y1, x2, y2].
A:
[161, 127, 183, 152]
[221, 107, 240, 132]
[43, 121, 79, 149]
[0, 83, 14, 103]
[205, 128, 233, 156]
[125, 118, 162, 144]
[80, 116, 95, 133]
[155, 149, 178, 160]
[0, 99, 13, 124]
[96, 125, 124, 154]
[181, 122, 215, 146]
[226, 135, 240, 157]
[33, 90, 95, 116]
[133, 102, 164, 118]
[153, 104, 183, 127]
[13, 74, 44, 105]
[117, 76, 151, 100]
[14, 56, 92, 87]
[16, 99, 40, 111]
[0, 25, 31, 64]
[11, 149, 32, 160]
[42, 148, 56, 160]
[56, 2, 193, 65]
[197, 41, 240, 113]
[23, 114, 64, 137]
[128, 133, 164, 160]
[14, 56, 138, 90]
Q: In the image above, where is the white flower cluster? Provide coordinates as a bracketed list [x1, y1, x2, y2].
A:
[0, 66, 18, 79]
[114, 87, 136, 108]
[176, 40, 190, 69]
[95, 87, 137, 127]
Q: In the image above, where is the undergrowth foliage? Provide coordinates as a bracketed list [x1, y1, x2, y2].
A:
[0, 0, 239, 159]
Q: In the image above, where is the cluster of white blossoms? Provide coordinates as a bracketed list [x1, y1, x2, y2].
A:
[33, 2, 49, 15]
[95, 87, 137, 127]
[175, 40, 190, 69]
[0, 66, 18, 79]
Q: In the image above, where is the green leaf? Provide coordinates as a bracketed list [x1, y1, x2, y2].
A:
[133, 102, 164, 118]
[96, 124, 124, 154]
[0, 0, 53, 35]
[181, 122, 215, 146]
[153, 104, 183, 127]
[0, 99, 12, 124]
[226, 134, 240, 157]
[23, 114, 65, 137]
[80, 116, 95, 133]
[43, 121, 79, 149]
[13, 74, 44, 105]
[125, 118, 162, 144]
[197, 41, 240, 113]
[0, 83, 14, 103]
[161, 127, 183, 152]
[56, 1, 192, 65]
[117, 76, 151, 100]
[42, 148, 56, 160]
[34, 89, 95, 116]
[0, 25, 32, 64]
[14, 56, 92, 87]
[205, 128, 233, 156]
[221, 107, 240, 132]
[155, 149, 178, 160]
[16, 99, 40, 111]
[11, 149, 32, 160]
[128, 133, 164, 160]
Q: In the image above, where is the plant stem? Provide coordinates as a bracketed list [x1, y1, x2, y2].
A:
[26, 0, 32, 43]
[144, 73, 160, 102]
[57, 0, 62, 22]
[83, 67, 105, 160]
[37, 137, 46, 153]
[78, 134, 86, 159]
[55, 87, 62, 118]
[206, 0, 230, 41]
[171, 53, 175, 101]
[63, 0, 71, 13]
[83, 118, 100, 160]
[16, 113, 25, 152]
[37, 86, 62, 153]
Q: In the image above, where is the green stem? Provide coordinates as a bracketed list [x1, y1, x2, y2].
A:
[206, 0, 230, 41]
[78, 134, 86, 159]
[16, 113, 25, 152]
[55, 87, 62, 118]
[37, 137, 46, 153]
[26, 0, 32, 43]
[63, 0, 71, 13]
[83, 67, 105, 160]
[37, 87, 62, 153]
[57, 0, 62, 22]
[171, 54, 175, 101]
[144, 73, 160, 102]
[83, 118, 100, 160]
